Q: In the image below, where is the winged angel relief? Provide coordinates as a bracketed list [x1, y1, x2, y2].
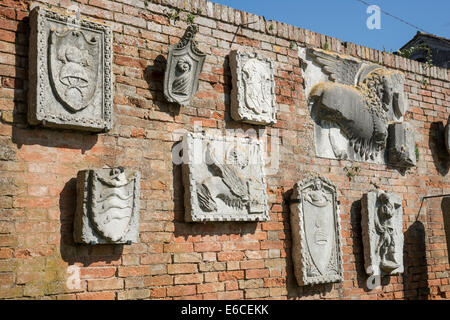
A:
[300, 48, 409, 163]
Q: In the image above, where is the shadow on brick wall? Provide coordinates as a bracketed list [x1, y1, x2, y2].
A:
[403, 220, 429, 299]
[9, 14, 98, 153]
[144, 54, 180, 116]
[428, 122, 450, 176]
[59, 177, 123, 267]
[442, 197, 450, 265]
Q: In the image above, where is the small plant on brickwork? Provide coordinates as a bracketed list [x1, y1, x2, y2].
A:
[186, 13, 195, 25]
[395, 45, 434, 69]
[420, 78, 429, 87]
[343, 164, 360, 181]
[164, 8, 180, 25]
[289, 41, 295, 49]
[196, 8, 202, 15]
[415, 145, 420, 162]
[323, 41, 329, 51]
[268, 23, 274, 31]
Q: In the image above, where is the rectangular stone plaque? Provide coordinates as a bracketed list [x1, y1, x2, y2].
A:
[290, 176, 343, 286]
[74, 168, 140, 244]
[230, 50, 277, 125]
[181, 133, 269, 222]
[28, 6, 113, 132]
[387, 122, 416, 168]
[361, 190, 404, 275]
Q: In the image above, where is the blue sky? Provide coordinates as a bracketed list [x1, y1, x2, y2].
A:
[212, 0, 450, 52]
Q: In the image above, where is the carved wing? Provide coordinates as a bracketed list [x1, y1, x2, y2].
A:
[217, 163, 248, 199]
[196, 183, 217, 212]
[308, 48, 363, 85]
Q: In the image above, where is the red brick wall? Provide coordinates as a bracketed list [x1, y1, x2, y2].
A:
[0, 0, 449, 300]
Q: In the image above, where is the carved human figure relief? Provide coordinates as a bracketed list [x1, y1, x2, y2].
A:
[290, 176, 343, 285]
[181, 133, 269, 222]
[28, 6, 113, 131]
[299, 47, 411, 166]
[230, 51, 277, 125]
[164, 24, 205, 106]
[361, 190, 404, 276]
[74, 168, 140, 244]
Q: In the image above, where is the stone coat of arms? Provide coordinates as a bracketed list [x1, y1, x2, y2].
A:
[74, 168, 140, 244]
[230, 51, 277, 125]
[164, 24, 206, 106]
[290, 175, 343, 285]
[28, 6, 113, 132]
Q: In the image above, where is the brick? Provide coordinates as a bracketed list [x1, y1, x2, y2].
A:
[87, 278, 124, 291]
[118, 266, 150, 277]
[217, 251, 244, 262]
[245, 269, 270, 279]
[80, 267, 116, 279]
[174, 273, 203, 285]
[167, 264, 198, 274]
[77, 291, 116, 300]
[167, 285, 196, 297]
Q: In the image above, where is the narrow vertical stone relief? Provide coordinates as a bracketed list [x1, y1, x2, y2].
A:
[74, 168, 140, 244]
[361, 190, 404, 275]
[445, 115, 450, 155]
[299, 47, 414, 166]
[229, 50, 277, 125]
[290, 175, 343, 285]
[28, 6, 113, 131]
[387, 122, 417, 168]
[181, 133, 269, 222]
[164, 24, 206, 106]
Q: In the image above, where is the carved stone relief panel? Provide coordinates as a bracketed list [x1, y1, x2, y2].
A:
[387, 122, 416, 168]
[74, 168, 140, 244]
[230, 51, 277, 125]
[164, 24, 206, 106]
[299, 47, 412, 165]
[446, 115, 450, 155]
[28, 6, 113, 132]
[361, 190, 404, 275]
[290, 175, 343, 286]
[181, 133, 269, 222]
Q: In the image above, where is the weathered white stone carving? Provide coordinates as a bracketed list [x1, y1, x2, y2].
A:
[74, 168, 140, 244]
[28, 6, 113, 131]
[290, 175, 343, 285]
[445, 115, 450, 155]
[181, 133, 269, 222]
[164, 24, 205, 106]
[299, 47, 410, 164]
[361, 190, 404, 275]
[230, 51, 277, 125]
[387, 122, 416, 168]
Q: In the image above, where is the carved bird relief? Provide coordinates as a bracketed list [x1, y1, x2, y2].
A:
[196, 143, 250, 213]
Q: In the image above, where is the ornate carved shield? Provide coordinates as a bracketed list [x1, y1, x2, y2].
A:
[289, 175, 343, 286]
[164, 24, 205, 106]
[89, 168, 138, 242]
[49, 29, 99, 112]
[302, 190, 335, 275]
